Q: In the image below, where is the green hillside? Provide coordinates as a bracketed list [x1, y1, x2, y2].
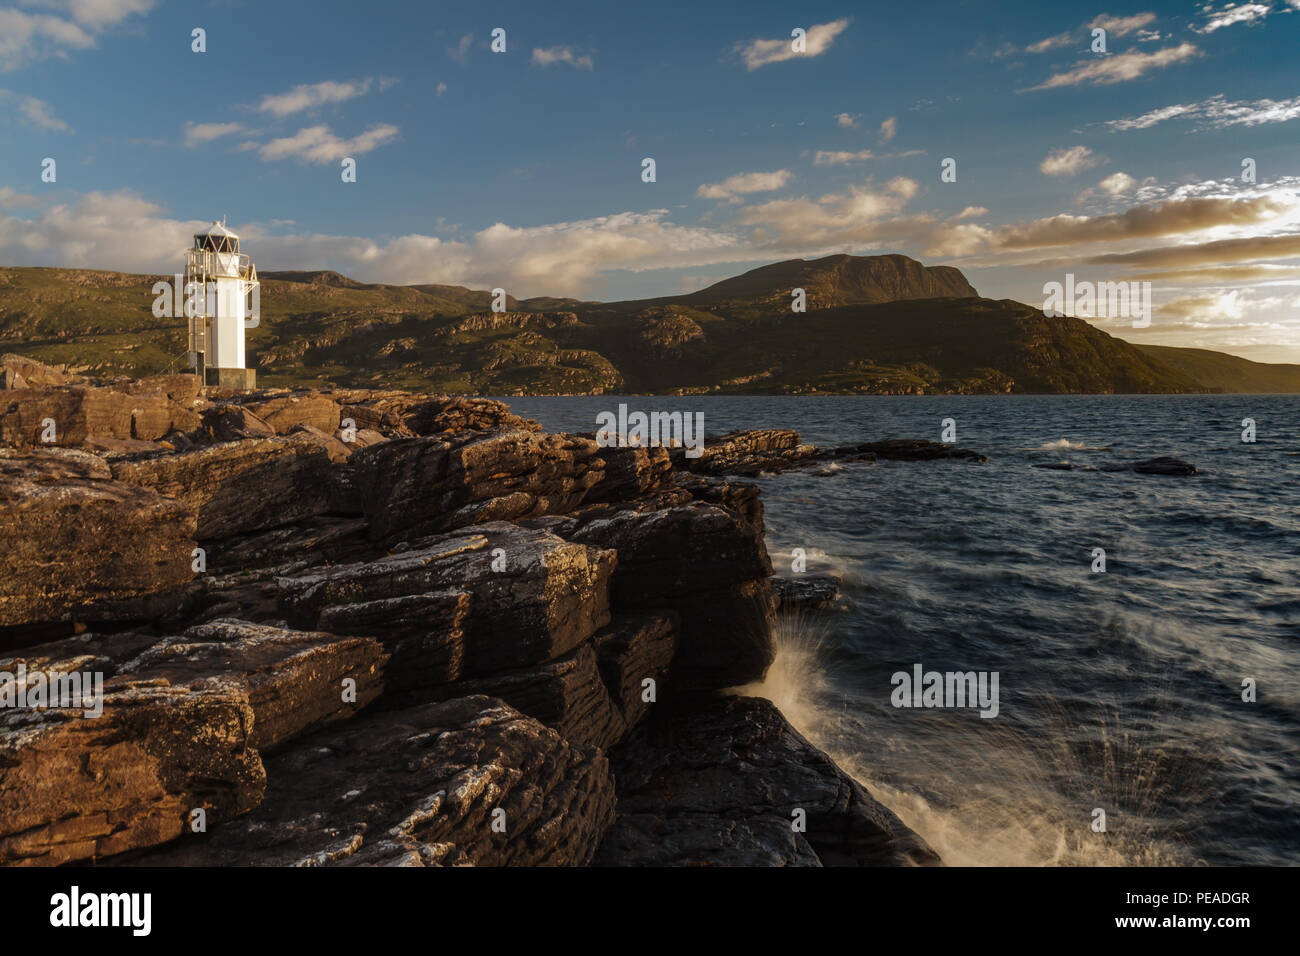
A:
[0, 256, 1293, 395]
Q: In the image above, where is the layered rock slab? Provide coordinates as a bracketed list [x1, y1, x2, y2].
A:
[277, 522, 616, 694]
[0, 448, 195, 628]
[128, 696, 615, 867]
[0, 682, 264, 866]
[110, 435, 337, 540]
[350, 430, 605, 543]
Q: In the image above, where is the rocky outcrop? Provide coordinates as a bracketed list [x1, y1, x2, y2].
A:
[350, 430, 605, 543]
[0, 681, 265, 866]
[110, 436, 338, 540]
[0, 366, 942, 869]
[773, 573, 843, 613]
[536, 500, 775, 692]
[126, 696, 615, 867]
[678, 429, 820, 475]
[594, 694, 939, 867]
[277, 523, 615, 688]
[0, 448, 194, 628]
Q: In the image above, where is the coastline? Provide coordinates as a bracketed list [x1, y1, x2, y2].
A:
[0, 361, 940, 867]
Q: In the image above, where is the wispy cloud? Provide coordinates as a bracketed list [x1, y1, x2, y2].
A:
[1025, 42, 1199, 91]
[1191, 2, 1274, 34]
[448, 33, 473, 64]
[183, 121, 245, 147]
[256, 124, 399, 164]
[879, 117, 897, 141]
[698, 169, 793, 200]
[1, 89, 70, 130]
[835, 112, 860, 128]
[814, 150, 874, 166]
[531, 46, 594, 70]
[1106, 93, 1300, 131]
[736, 18, 850, 70]
[255, 79, 380, 117]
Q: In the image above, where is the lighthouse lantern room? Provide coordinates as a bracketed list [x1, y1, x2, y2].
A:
[185, 221, 259, 389]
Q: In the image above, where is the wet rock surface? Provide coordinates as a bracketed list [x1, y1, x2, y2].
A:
[594, 694, 940, 867]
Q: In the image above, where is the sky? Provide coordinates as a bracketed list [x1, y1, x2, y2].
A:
[2, 0, 1300, 361]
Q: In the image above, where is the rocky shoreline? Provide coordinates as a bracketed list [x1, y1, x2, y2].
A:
[1, 356, 944, 867]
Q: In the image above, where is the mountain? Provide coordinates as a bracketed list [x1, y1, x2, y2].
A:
[0, 256, 1294, 394]
[682, 253, 978, 311]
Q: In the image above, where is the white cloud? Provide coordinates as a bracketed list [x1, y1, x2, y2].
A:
[256, 124, 399, 164]
[1, 89, 70, 130]
[835, 112, 860, 128]
[0, 0, 154, 70]
[1040, 145, 1103, 177]
[1106, 93, 1300, 131]
[1025, 42, 1200, 91]
[879, 116, 897, 141]
[1090, 12, 1159, 35]
[814, 150, 875, 166]
[531, 46, 594, 70]
[1098, 172, 1137, 196]
[697, 169, 793, 200]
[255, 79, 377, 117]
[736, 18, 850, 70]
[183, 122, 244, 147]
[436, 82, 447, 96]
[953, 206, 988, 219]
[1192, 2, 1273, 33]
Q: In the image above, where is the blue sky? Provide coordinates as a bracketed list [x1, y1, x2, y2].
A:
[3, 0, 1300, 360]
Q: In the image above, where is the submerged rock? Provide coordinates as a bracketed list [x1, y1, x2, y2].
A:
[773, 573, 843, 612]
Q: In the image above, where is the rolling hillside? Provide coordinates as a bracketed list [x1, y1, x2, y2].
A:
[0, 255, 1294, 395]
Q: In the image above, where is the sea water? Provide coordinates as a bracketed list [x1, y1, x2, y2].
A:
[502, 394, 1299, 866]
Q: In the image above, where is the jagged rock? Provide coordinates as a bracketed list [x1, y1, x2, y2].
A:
[773, 573, 843, 612]
[119, 620, 386, 749]
[0, 354, 76, 390]
[831, 439, 987, 463]
[591, 613, 677, 731]
[125, 696, 615, 867]
[110, 435, 337, 540]
[678, 429, 820, 475]
[3, 620, 386, 751]
[200, 516, 372, 574]
[535, 501, 774, 691]
[337, 393, 539, 438]
[594, 694, 940, 867]
[0, 681, 265, 866]
[243, 392, 340, 435]
[1132, 456, 1197, 476]
[201, 404, 276, 442]
[350, 430, 605, 544]
[587, 445, 674, 502]
[0, 384, 199, 446]
[0, 448, 194, 628]
[278, 522, 616, 689]
[426, 642, 626, 750]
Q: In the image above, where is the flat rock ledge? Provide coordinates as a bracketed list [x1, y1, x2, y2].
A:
[0, 359, 937, 868]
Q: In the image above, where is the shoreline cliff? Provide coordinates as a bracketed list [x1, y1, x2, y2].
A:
[0, 357, 938, 867]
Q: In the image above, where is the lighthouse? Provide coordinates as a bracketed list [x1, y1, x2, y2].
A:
[185, 221, 259, 389]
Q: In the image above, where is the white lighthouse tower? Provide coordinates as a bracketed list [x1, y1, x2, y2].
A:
[185, 220, 260, 389]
